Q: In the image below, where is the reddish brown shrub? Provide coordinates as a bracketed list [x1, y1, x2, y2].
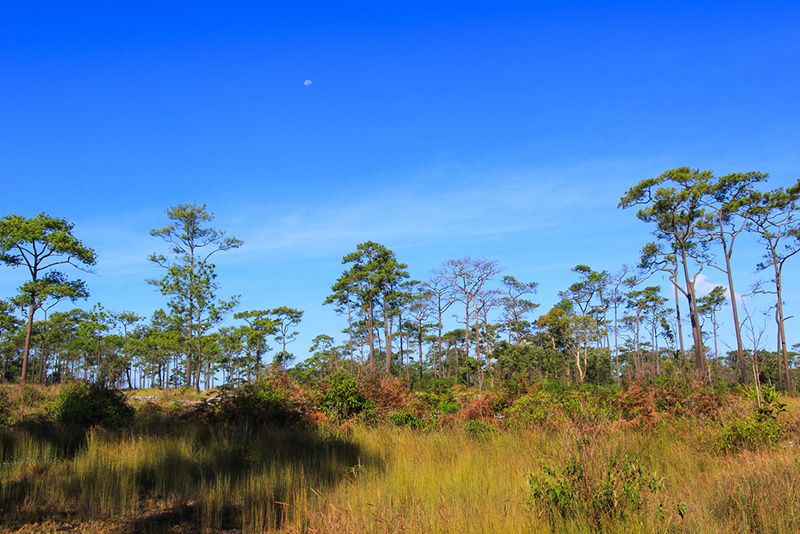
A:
[458, 392, 501, 422]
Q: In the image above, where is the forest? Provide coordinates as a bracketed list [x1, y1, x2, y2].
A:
[0, 167, 798, 393]
[1, 167, 800, 533]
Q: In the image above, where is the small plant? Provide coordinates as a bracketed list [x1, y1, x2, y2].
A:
[715, 385, 786, 453]
[528, 454, 671, 531]
[51, 381, 134, 426]
[21, 385, 46, 409]
[747, 385, 787, 421]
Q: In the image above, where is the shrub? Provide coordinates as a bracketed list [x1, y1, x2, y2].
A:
[388, 408, 428, 429]
[715, 385, 786, 453]
[0, 389, 16, 426]
[21, 385, 46, 409]
[221, 373, 305, 428]
[528, 454, 680, 531]
[235, 380, 291, 421]
[319, 371, 371, 418]
[51, 382, 134, 426]
[715, 416, 783, 453]
[464, 419, 497, 439]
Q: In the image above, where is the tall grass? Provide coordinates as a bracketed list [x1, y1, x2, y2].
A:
[1, 383, 799, 533]
[1, 424, 367, 532]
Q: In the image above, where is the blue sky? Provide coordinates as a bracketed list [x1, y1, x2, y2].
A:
[2, 1, 799, 361]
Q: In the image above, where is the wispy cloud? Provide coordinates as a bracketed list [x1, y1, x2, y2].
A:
[222, 159, 632, 263]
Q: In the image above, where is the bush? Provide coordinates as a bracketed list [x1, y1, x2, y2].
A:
[388, 408, 428, 429]
[715, 385, 786, 453]
[715, 416, 783, 453]
[235, 380, 291, 419]
[319, 371, 371, 418]
[21, 385, 46, 409]
[51, 382, 134, 426]
[0, 389, 15, 426]
[464, 419, 497, 439]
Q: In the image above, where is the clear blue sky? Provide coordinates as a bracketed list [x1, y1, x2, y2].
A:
[2, 1, 799, 360]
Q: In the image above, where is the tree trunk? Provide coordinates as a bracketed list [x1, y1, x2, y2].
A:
[679, 248, 705, 372]
[672, 282, 685, 364]
[721, 241, 747, 382]
[384, 307, 392, 376]
[773, 262, 793, 392]
[20, 301, 35, 384]
[367, 301, 375, 373]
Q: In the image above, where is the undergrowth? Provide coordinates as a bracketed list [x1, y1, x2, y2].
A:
[0, 377, 798, 533]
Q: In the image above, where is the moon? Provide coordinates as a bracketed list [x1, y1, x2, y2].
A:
[304, 80, 312, 86]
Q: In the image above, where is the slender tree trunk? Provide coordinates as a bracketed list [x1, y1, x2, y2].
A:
[417, 320, 424, 381]
[721, 242, 747, 382]
[635, 312, 642, 376]
[773, 262, 793, 391]
[672, 282, 686, 364]
[679, 248, 705, 372]
[347, 300, 354, 362]
[384, 308, 392, 376]
[613, 290, 620, 384]
[463, 301, 471, 364]
[20, 301, 35, 384]
[712, 314, 719, 380]
[367, 301, 375, 373]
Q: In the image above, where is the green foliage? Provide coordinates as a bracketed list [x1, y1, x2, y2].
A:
[464, 419, 497, 439]
[715, 416, 783, 453]
[746, 384, 787, 421]
[387, 408, 427, 429]
[0, 389, 15, 426]
[51, 382, 134, 426]
[232, 377, 295, 426]
[505, 383, 615, 429]
[21, 385, 46, 409]
[493, 342, 567, 382]
[415, 382, 460, 415]
[528, 454, 671, 531]
[715, 385, 786, 453]
[319, 371, 371, 418]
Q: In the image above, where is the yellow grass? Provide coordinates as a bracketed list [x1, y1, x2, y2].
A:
[1, 389, 799, 533]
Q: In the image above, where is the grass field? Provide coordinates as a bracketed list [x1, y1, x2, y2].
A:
[1, 380, 799, 533]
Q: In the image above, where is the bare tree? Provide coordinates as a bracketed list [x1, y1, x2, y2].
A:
[434, 257, 502, 367]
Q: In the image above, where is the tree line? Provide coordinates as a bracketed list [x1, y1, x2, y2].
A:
[1, 168, 798, 392]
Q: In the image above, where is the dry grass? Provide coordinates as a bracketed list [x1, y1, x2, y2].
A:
[1, 384, 799, 533]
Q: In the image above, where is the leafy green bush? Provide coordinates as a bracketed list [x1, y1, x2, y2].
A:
[415, 390, 459, 415]
[750, 385, 787, 421]
[388, 408, 430, 429]
[319, 371, 371, 418]
[234, 379, 292, 423]
[0, 389, 16, 426]
[464, 419, 497, 439]
[715, 385, 786, 453]
[715, 417, 783, 453]
[51, 382, 134, 426]
[21, 385, 46, 409]
[504, 385, 612, 428]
